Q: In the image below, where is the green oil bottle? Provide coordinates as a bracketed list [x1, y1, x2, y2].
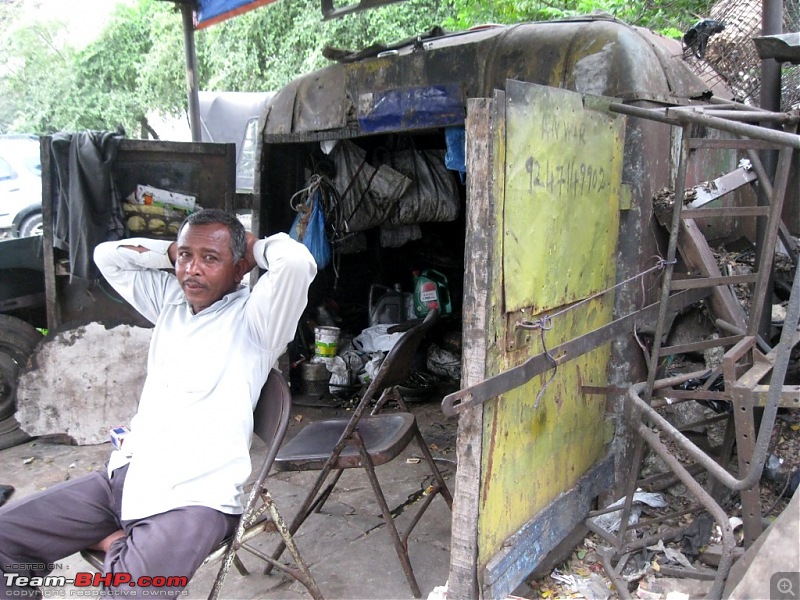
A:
[413, 269, 452, 317]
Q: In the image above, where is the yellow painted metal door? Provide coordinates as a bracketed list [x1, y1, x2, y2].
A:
[449, 80, 626, 599]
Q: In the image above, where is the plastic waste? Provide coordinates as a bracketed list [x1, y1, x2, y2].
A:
[369, 283, 405, 326]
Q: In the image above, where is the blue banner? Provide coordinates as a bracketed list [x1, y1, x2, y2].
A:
[195, 0, 277, 29]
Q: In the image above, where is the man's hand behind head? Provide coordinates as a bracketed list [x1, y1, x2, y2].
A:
[242, 232, 258, 274]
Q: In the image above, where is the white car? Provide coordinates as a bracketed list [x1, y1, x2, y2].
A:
[0, 135, 42, 237]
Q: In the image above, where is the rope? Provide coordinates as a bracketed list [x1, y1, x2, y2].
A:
[288, 171, 351, 288]
[517, 256, 677, 406]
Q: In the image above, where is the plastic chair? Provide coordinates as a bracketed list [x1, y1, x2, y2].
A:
[269, 309, 453, 598]
[81, 369, 323, 600]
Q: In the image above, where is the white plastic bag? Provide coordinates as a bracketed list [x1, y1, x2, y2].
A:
[352, 325, 404, 353]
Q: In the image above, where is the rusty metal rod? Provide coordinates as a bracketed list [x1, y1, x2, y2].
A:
[638, 425, 734, 600]
[746, 142, 794, 338]
[675, 109, 800, 148]
[612, 370, 706, 554]
[665, 107, 798, 124]
[708, 97, 771, 112]
[630, 386, 757, 491]
[629, 243, 800, 493]
[609, 103, 800, 149]
[742, 146, 799, 268]
[715, 319, 771, 353]
[598, 547, 634, 600]
[657, 565, 718, 581]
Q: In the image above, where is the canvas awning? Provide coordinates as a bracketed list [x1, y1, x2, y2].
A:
[194, 0, 278, 29]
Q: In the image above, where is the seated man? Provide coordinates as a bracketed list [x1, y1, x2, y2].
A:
[0, 208, 316, 598]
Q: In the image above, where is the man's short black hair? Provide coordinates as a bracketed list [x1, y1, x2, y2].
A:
[179, 209, 247, 263]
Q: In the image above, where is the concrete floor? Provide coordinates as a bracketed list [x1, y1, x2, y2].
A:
[0, 398, 459, 600]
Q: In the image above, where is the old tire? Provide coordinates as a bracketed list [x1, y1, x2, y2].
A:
[0, 315, 42, 420]
[0, 416, 31, 450]
[0, 315, 42, 365]
[0, 353, 19, 420]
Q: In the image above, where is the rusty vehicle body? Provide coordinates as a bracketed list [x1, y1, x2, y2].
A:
[251, 15, 748, 599]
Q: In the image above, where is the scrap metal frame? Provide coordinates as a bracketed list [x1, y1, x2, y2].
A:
[440, 98, 799, 599]
[588, 99, 799, 600]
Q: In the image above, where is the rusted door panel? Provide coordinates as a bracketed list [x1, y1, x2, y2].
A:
[467, 81, 626, 596]
[503, 82, 625, 313]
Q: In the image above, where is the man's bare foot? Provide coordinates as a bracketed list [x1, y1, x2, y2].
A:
[89, 530, 125, 552]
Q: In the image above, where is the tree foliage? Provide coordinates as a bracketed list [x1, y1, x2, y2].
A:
[0, 16, 77, 132]
[0, 0, 714, 136]
[201, 0, 451, 92]
[445, 0, 714, 37]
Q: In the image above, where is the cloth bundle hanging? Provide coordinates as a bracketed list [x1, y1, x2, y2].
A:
[50, 129, 126, 281]
[379, 223, 422, 248]
[330, 140, 411, 232]
[382, 148, 460, 226]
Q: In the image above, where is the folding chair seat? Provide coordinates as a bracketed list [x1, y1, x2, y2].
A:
[268, 309, 453, 598]
[81, 369, 323, 600]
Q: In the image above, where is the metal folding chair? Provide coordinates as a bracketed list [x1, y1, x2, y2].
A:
[81, 369, 323, 600]
[268, 309, 453, 598]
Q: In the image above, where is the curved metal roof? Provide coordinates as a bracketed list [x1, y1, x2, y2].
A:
[264, 15, 719, 140]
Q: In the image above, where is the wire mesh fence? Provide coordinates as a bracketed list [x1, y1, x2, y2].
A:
[675, 0, 799, 110]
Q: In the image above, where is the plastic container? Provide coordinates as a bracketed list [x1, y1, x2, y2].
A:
[413, 269, 452, 317]
[369, 283, 405, 325]
[314, 326, 340, 358]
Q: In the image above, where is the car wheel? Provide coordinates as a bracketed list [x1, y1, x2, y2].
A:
[0, 316, 42, 419]
[0, 315, 42, 362]
[19, 213, 43, 237]
[0, 353, 20, 420]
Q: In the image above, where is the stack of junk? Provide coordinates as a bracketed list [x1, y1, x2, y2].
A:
[281, 135, 468, 405]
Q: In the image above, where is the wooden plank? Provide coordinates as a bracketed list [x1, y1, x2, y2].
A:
[39, 136, 61, 330]
[482, 453, 615, 597]
[447, 96, 497, 600]
[677, 218, 747, 330]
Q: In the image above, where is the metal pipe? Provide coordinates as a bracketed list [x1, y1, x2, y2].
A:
[609, 103, 800, 149]
[715, 318, 771, 353]
[708, 96, 772, 112]
[638, 425, 734, 600]
[628, 251, 800, 492]
[755, 0, 784, 339]
[665, 108, 798, 124]
[760, 0, 783, 113]
[596, 545, 634, 600]
[672, 111, 800, 149]
[180, 3, 202, 142]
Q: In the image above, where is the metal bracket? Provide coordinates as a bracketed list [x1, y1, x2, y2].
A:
[442, 288, 709, 416]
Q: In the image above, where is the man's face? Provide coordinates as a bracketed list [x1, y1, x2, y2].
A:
[175, 222, 246, 313]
